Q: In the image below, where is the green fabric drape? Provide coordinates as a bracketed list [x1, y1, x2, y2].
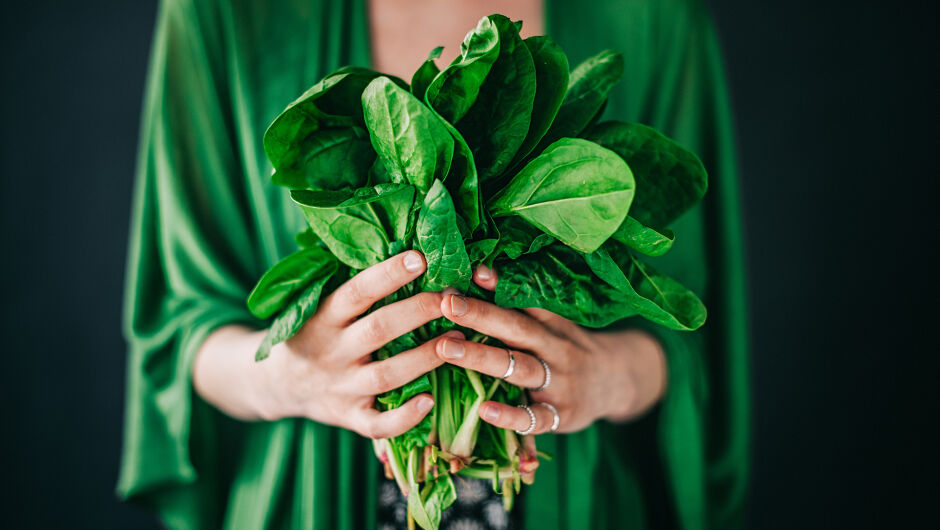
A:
[118, 1, 749, 528]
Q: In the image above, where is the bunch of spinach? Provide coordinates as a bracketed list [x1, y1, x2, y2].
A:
[247, 14, 708, 530]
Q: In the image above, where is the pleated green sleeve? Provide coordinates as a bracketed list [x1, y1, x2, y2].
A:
[524, 1, 750, 529]
[117, 1, 265, 527]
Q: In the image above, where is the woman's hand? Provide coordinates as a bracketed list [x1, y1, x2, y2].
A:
[194, 251, 456, 440]
[433, 265, 668, 435]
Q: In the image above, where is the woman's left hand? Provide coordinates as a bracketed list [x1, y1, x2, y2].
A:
[436, 265, 668, 435]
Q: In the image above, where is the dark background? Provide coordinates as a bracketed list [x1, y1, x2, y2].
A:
[1, 1, 937, 528]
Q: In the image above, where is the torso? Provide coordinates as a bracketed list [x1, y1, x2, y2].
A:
[367, 0, 544, 79]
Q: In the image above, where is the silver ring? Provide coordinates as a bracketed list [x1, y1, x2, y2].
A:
[514, 404, 536, 435]
[532, 356, 551, 392]
[536, 402, 560, 432]
[501, 349, 515, 380]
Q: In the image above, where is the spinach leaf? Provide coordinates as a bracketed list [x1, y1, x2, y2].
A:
[586, 121, 708, 227]
[494, 245, 636, 328]
[439, 121, 483, 234]
[271, 126, 375, 190]
[362, 77, 454, 193]
[264, 67, 406, 184]
[488, 138, 634, 253]
[411, 46, 443, 101]
[612, 216, 675, 257]
[493, 216, 554, 260]
[292, 184, 416, 269]
[415, 181, 472, 291]
[255, 259, 339, 361]
[454, 15, 536, 181]
[294, 228, 321, 248]
[536, 49, 624, 150]
[585, 241, 707, 330]
[506, 36, 569, 169]
[425, 16, 500, 123]
[247, 245, 334, 319]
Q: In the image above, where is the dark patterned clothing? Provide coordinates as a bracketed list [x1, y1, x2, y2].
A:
[377, 474, 523, 530]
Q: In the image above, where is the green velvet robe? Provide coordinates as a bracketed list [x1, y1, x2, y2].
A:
[117, 0, 749, 528]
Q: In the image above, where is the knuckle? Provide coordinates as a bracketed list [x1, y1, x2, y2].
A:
[367, 365, 391, 394]
[343, 279, 367, 308]
[416, 292, 443, 319]
[362, 317, 387, 343]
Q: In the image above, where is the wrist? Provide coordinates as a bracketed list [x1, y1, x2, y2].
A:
[596, 329, 667, 423]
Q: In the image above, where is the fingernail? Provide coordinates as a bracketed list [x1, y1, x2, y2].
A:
[441, 339, 465, 359]
[450, 295, 468, 316]
[482, 405, 499, 422]
[416, 396, 434, 414]
[403, 251, 424, 272]
[441, 286, 460, 296]
[476, 265, 492, 280]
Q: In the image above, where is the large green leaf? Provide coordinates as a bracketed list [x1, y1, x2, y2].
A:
[488, 138, 634, 253]
[586, 121, 708, 228]
[255, 259, 339, 361]
[506, 36, 569, 170]
[493, 216, 554, 260]
[415, 181, 472, 291]
[537, 50, 624, 149]
[439, 121, 483, 234]
[263, 67, 406, 181]
[584, 241, 707, 330]
[612, 216, 675, 257]
[454, 15, 536, 181]
[271, 126, 375, 190]
[247, 245, 334, 319]
[411, 46, 443, 101]
[495, 245, 637, 328]
[362, 77, 454, 193]
[292, 184, 416, 269]
[425, 16, 500, 124]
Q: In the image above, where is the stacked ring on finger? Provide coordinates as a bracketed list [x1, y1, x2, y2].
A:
[515, 405, 536, 435]
[532, 356, 551, 392]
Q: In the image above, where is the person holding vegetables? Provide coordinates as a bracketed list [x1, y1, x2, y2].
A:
[118, 1, 748, 529]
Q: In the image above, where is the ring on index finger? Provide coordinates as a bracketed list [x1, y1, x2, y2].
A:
[501, 349, 516, 380]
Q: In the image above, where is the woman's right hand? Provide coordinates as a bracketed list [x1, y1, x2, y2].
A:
[194, 250, 455, 439]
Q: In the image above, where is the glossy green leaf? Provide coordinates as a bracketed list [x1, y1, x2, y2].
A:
[439, 121, 482, 234]
[612, 216, 675, 257]
[294, 228, 321, 249]
[411, 46, 443, 101]
[271, 126, 375, 190]
[263, 67, 406, 181]
[455, 15, 536, 181]
[493, 216, 554, 260]
[489, 138, 634, 253]
[255, 260, 339, 361]
[507, 36, 569, 169]
[584, 241, 707, 330]
[495, 245, 637, 328]
[415, 181, 472, 291]
[586, 121, 708, 227]
[537, 49, 624, 149]
[247, 245, 334, 319]
[292, 184, 416, 269]
[425, 16, 500, 123]
[362, 77, 454, 193]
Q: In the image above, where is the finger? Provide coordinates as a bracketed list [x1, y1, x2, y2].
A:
[320, 251, 427, 325]
[435, 338, 548, 390]
[473, 264, 498, 291]
[343, 291, 445, 355]
[356, 393, 434, 440]
[350, 331, 463, 395]
[479, 401, 557, 435]
[522, 307, 584, 338]
[441, 294, 555, 351]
